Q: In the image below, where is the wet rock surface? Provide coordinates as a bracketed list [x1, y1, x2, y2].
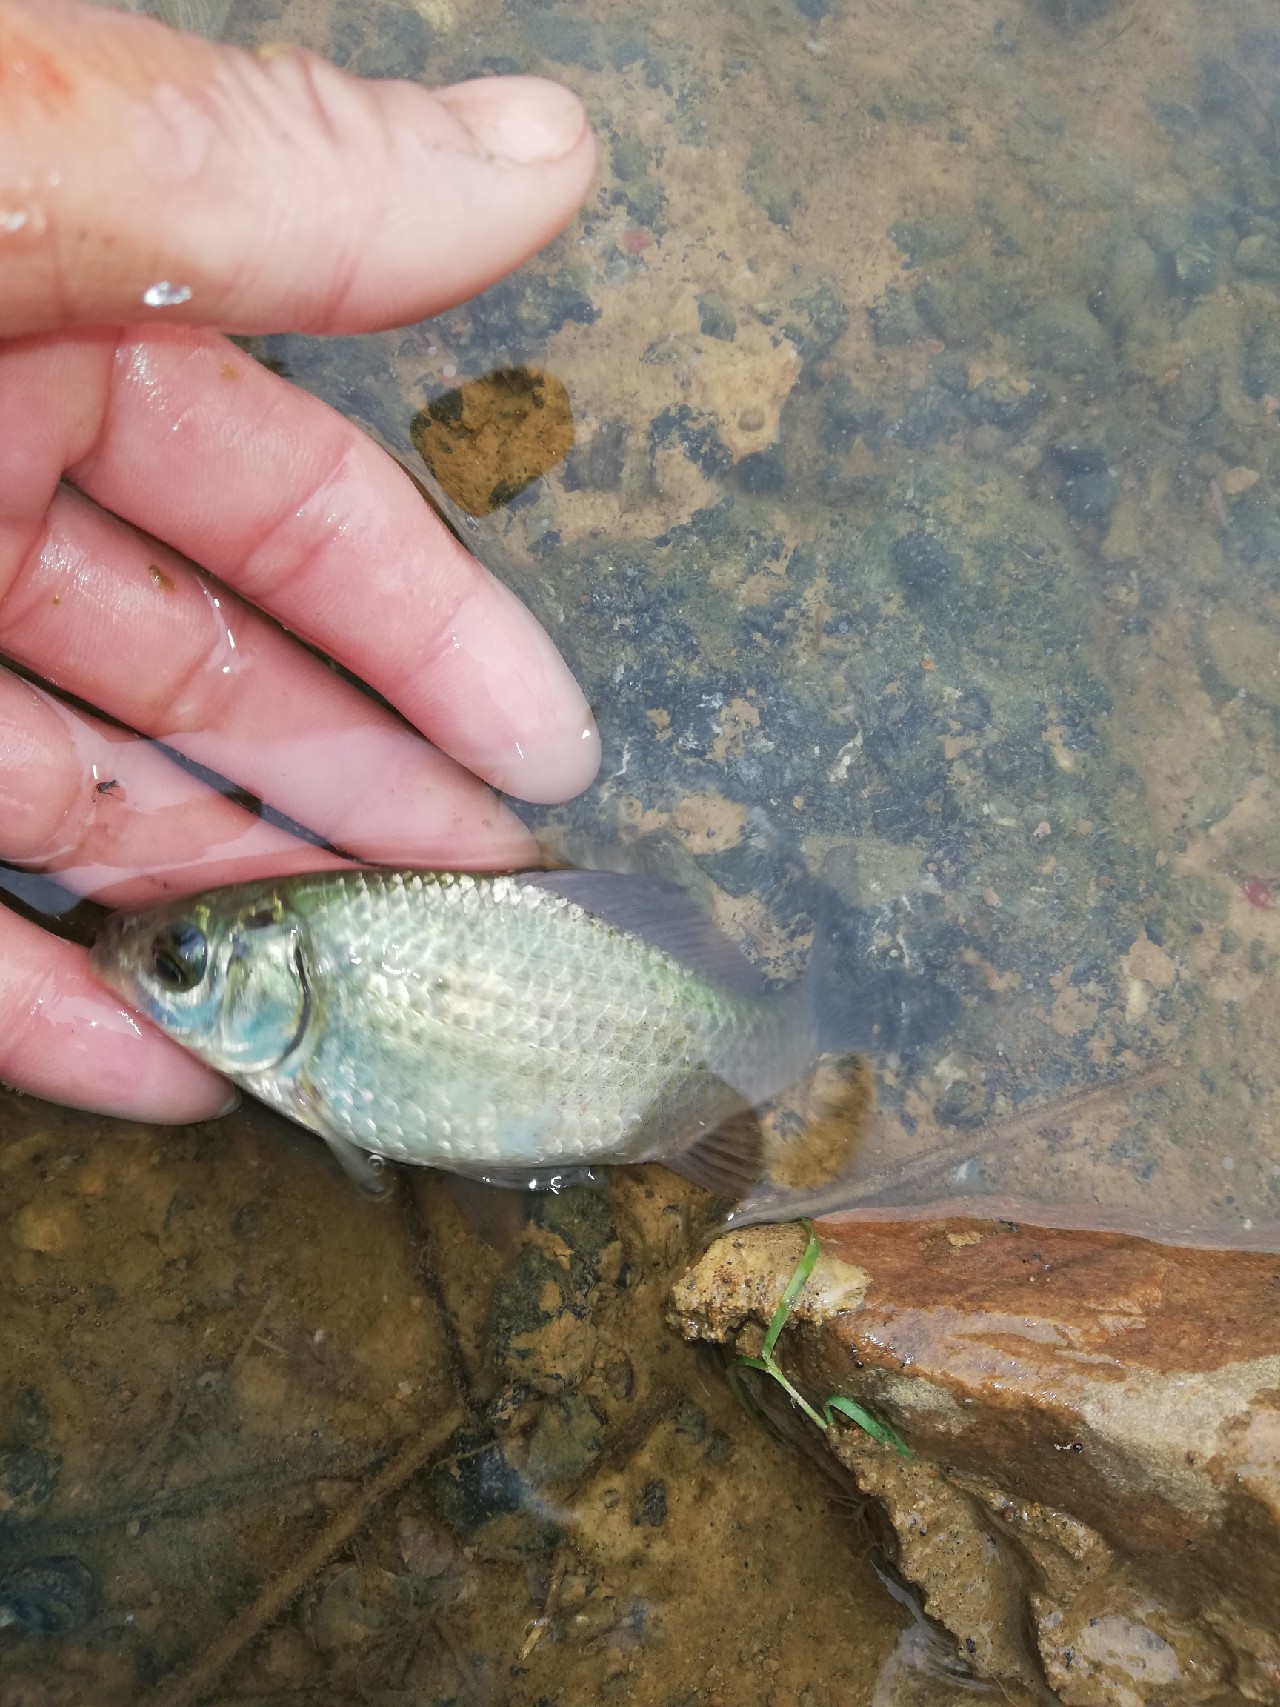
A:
[673, 1218, 1280, 1704]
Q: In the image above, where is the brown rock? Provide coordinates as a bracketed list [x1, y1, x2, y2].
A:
[410, 367, 574, 517]
[671, 1219, 1280, 1705]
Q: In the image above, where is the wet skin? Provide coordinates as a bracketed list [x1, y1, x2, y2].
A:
[0, 0, 599, 1120]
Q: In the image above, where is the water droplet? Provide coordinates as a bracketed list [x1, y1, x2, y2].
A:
[141, 280, 193, 309]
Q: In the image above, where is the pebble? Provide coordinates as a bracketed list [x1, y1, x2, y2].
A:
[10, 1201, 78, 1256]
[1094, 236, 1162, 337]
[397, 1512, 455, 1582]
[632, 1479, 668, 1527]
[0, 1448, 61, 1512]
[0, 1557, 95, 1635]
[1221, 465, 1259, 496]
[1017, 297, 1109, 380]
[310, 1564, 404, 1653]
[1173, 239, 1219, 296]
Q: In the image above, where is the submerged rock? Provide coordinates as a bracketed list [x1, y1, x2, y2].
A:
[0, 1557, 96, 1636]
[672, 1220, 1280, 1705]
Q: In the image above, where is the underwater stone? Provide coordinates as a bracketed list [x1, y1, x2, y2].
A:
[0, 1557, 95, 1636]
[562, 419, 629, 493]
[1016, 297, 1109, 381]
[525, 1392, 604, 1485]
[892, 384, 963, 448]
[888, 216, 973, 265]
[734, 448, 787, 493]
[696, 295, 738, 342]
[428, 1425, 557, 1549]
[783, 280, 850, 362]
[1172, 239, 1219, 297]
[631, 1479, 668, 1527]
[648, 405, 732, 477]
[868, 286, 925, 347]
[1058, 467, 1118, 525]
[609, 133, 649, 183]
[0, 1446, 60, 1511]
[964, 374, 1045, 429]
[1092, 235, 1163, 339]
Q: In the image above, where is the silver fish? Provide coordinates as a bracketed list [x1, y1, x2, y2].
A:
[90, 868, 823, 1191]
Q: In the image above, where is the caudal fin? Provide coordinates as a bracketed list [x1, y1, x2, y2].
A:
[806, 865, 960, 1059]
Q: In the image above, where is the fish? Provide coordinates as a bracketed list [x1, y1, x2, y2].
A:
[90, 867, 842, 1193]
[112, 0, 237, 40]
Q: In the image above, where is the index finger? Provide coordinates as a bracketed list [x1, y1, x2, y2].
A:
[63, 325, 601, 804]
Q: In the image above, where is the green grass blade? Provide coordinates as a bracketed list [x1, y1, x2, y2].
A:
[761, 1218, 819, 1361]
[825, 1396, 913, 1458]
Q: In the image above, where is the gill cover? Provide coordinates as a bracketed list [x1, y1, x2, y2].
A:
[217, 913, 311, 1072]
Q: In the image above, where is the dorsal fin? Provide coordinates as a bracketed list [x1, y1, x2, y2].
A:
[519, 870, 767, 998]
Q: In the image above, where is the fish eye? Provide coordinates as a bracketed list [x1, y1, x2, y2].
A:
[151, 922, 208, 991]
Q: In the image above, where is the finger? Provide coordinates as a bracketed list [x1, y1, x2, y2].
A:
[0, 904, 235, 1122]
[0, 482, 540, 868]
[0, 666, 351, 906]
[0, 0, 596, 336]
[1, 327, 600, 804]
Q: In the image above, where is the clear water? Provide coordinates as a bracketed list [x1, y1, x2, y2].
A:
[4, 0, 1280, 1697]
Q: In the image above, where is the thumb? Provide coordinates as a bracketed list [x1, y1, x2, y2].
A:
[0, 0, 596, 336]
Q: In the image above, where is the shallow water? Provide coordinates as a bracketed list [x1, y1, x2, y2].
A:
[246, 0, 1280, 1251]
[5, 0, 1280, 1697]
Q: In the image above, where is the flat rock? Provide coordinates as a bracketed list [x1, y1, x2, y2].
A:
[670, 1219, 1280, 1705]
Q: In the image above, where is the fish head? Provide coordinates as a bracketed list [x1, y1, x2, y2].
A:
[91, 889, 311, 1075]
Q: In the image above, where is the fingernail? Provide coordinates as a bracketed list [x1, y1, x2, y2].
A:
[439, 77, 588, 166]
[215, 1087, 242, 1117]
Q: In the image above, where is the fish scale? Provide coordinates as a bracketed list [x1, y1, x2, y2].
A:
[91, 866, 815, 1188]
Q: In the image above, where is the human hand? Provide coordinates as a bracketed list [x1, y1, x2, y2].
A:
[0, 0, 600, 1121]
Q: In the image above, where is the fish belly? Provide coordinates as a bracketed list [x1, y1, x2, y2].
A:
[281, 873, 759, 1170]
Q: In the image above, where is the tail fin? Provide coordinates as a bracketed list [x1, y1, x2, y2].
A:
[806, 856, 959, 1059]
